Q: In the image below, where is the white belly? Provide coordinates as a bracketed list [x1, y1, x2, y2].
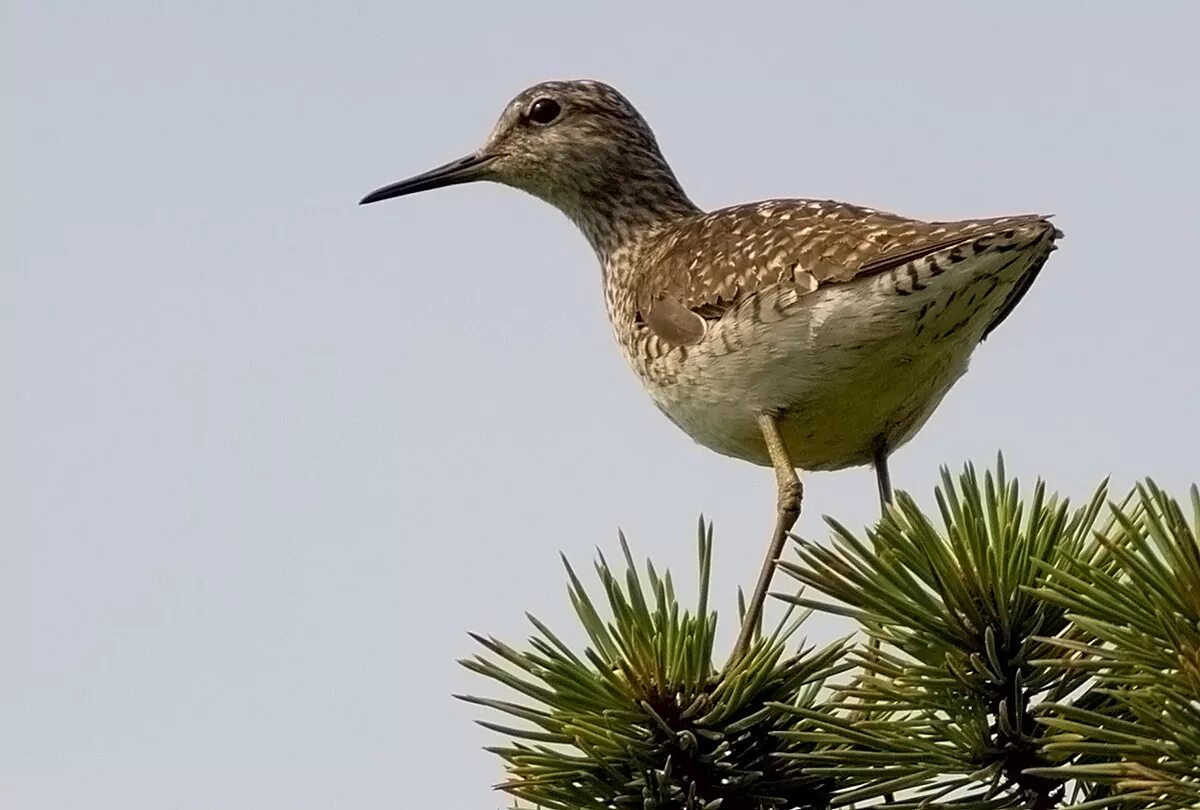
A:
[640, 246, 1036, 470]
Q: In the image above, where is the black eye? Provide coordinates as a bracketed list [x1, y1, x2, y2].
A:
[527, 97, 561, 125]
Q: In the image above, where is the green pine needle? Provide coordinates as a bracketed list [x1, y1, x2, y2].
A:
[460, 520, 848, 810]
[460, 459, 1200, 810]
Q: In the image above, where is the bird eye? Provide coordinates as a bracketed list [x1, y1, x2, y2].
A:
[527, 97, 561, 125]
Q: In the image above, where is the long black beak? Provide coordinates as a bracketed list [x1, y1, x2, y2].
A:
[359, 152, 498, 205]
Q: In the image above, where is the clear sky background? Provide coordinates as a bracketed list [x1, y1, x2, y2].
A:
[4, 3, 1198, 809]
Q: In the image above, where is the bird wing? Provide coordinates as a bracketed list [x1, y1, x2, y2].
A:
[635, 200, 1056, 346]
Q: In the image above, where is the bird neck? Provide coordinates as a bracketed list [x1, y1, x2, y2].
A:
[553, 162, 701, 266]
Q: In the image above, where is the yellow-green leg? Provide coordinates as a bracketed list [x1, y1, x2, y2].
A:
[731, 413, 803, 663]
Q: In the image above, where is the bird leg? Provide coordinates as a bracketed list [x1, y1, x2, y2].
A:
[731, 413, 803, 663]
[869, 440, 896, 807]
[873, 442, 893, 510]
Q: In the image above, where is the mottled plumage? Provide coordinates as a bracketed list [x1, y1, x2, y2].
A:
[360, 78, 1062, 659]
[633, 201, 1054, 342]
[611, 204, 1058, 469]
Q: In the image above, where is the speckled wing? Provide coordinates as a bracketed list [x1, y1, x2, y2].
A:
[635, 199, 1053, 346]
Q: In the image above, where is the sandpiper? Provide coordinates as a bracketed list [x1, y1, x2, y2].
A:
[360, 80, 1061, 659]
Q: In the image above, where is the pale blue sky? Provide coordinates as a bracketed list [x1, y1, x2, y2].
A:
[4, 3, 1198, 809]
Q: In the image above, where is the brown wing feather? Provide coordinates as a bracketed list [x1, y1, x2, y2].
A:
[633, 200, 1051, 345]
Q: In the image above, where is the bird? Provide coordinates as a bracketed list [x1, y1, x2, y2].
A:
[359, 79, 1061, 660]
